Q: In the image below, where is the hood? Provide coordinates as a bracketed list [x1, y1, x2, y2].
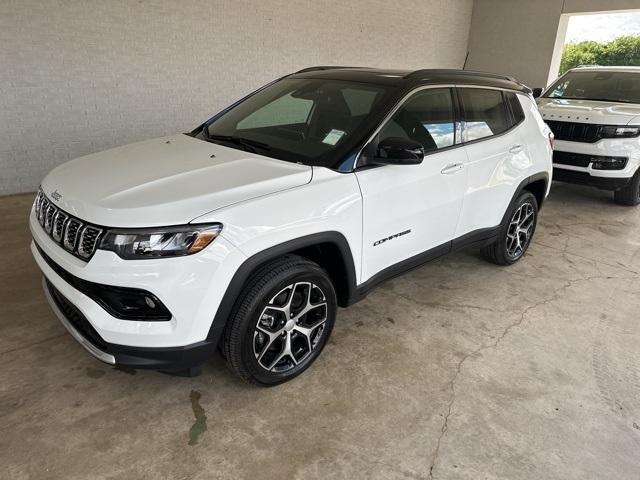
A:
[537, 98, 640, 125]
[41, 134, 312, 227]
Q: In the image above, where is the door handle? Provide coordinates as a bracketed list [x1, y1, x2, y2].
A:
[440, 163, 464, 175]
[509, 144, 524, 154]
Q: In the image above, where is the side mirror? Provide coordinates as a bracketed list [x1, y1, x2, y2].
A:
[369, 137, 424, 165]
[532, 88, 543, 99]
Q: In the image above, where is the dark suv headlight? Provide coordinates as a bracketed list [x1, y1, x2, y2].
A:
[600, 126, 640, 139]
[100, 224, 222, 259]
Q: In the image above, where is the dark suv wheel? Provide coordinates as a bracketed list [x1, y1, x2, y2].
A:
[482, 191, 538, 266]
[222, 255, 336, 386]
[613, 170, 640, 206]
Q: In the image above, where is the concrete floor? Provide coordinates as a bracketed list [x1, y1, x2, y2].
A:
[1, 184, 640, 479]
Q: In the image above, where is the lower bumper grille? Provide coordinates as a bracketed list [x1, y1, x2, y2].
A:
[553, 151, 628, 170]
[45, 279, 108, 351]
[553, 151, 592, 167]
[34, 242, 171, 321]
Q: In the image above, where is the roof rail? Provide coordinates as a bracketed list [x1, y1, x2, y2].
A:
[404, 68, 518, 83]
[295, 66, 365, 74]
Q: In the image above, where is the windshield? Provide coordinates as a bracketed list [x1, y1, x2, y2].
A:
[196, 78, 392, 168]
[544, 70, 640, 104]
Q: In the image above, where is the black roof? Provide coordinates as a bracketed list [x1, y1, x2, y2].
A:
[290, 66, 531, 93]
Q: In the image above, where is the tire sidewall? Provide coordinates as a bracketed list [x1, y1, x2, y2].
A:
[501, 191, 538, 264]
[237, 264, 337, 386]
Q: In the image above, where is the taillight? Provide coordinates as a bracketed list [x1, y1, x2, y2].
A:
[548, 132, 555, 150]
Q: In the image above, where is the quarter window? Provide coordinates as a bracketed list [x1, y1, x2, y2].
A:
[459, 88, 510, 142]
[378, 88, 457, 153]
[505, 92, 525, 126]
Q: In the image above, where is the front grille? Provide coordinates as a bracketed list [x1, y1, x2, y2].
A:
[45, 279, 108, 351]
[34, 189, 103, 261]
[546, 121, 601, 143]
[553, 151, 592, 167]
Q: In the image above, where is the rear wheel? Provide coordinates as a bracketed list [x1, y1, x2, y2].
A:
[482, 191, 538, 266]
[613, 170, 640, 206]
[222, 255, 336, 386]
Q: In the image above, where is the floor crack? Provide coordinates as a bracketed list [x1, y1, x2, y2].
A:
[427, 272, 615, 479]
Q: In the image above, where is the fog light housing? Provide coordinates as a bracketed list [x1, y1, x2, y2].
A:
[89, 286, 172, 321]
[591, 156, 628, 170]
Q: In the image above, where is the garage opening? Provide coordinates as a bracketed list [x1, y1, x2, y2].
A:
[548, 9, 640, 85]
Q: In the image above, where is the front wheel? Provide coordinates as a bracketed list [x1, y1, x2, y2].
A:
[613, 170, 640, 206]
[222, 255, 336, 386]
[482, 191, 538, 266]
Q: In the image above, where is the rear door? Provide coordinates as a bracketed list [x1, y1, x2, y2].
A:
[355, 87, 467, 282]
[455, 87, 531, 237]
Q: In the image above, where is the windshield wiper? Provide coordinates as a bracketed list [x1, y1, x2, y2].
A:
[202, 127, 271, 153]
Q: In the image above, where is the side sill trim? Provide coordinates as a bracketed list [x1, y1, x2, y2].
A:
[347, 226, 501, 306]
[42, 277, 116, 365]
[349, 242, 451, 305]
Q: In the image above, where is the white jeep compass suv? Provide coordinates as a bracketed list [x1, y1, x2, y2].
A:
[536, 66, 640, 205]
[31, 67, 552, 385]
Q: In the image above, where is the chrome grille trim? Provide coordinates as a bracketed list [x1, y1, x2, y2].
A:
[52, 210, 68, 242]
[34, 190, 43, 218]
[33, 189, 104, 261]
[44, 203, 57, 234]
[38, 197, 49, 226]
[77, 226, 103, 259]
[63, 218, 83, 252]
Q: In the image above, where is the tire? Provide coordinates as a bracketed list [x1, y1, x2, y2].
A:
[222, 255, 337, 386]
[482, 191, 538, 266]
[613, 170, 640, 206]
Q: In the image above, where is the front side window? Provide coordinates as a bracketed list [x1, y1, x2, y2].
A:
[460, 88, 510, 142]
[200, 78, 390, 167]
[544, 71, 640, 104]
[378, 88, 457, 153]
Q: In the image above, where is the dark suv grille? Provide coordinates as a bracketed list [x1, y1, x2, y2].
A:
[546, 120, 601, 143]
[34, 189, 103, 261]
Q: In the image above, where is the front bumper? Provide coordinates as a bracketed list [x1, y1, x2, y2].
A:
[551, 137, 640, 189]
[552, 167, 632, 190]
[30, 207, 247, 369]
[43, 278, 214, 369]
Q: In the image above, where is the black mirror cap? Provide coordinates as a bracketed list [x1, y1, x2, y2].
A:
[370, 137, 424, 166]
[532, 87, 543, 98]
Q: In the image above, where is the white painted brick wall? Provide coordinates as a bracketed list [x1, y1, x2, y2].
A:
[0, 0, 473, 195]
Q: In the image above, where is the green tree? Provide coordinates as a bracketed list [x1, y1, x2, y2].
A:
[560, 35, 640, 74]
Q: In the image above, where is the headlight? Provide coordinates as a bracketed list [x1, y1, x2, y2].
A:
[100, 223, 222, 259]
[600, 126, 640, 138]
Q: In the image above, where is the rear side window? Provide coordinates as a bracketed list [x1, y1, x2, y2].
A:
[459, 88, 510, 142]
[505, 92, 525, 126]
[378, 88, 457, 153]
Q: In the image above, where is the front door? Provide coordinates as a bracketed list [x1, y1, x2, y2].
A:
[355, 87, 467, 282]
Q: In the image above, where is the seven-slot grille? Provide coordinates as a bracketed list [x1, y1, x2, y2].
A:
[546, 120, 603, 143]
[34, 189, 103, 261]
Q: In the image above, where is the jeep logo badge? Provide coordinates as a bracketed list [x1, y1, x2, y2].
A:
[51, 190, 62, 201]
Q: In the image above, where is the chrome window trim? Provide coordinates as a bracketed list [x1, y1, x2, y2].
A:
[353, 83, 526, 170]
